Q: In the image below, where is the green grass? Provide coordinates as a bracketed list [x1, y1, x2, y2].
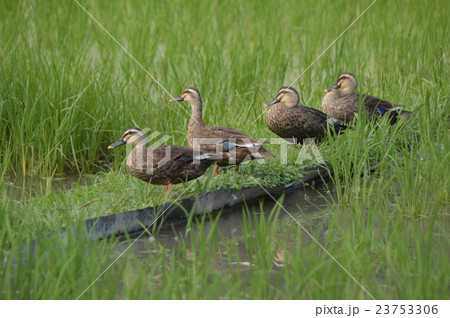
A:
[1, 0, 449, 299]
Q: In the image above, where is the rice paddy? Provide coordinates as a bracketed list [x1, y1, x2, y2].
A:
[0, 0, 448, 299]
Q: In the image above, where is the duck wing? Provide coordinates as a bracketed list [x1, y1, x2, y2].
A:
[266, 104, 331, 141]
[209, 125, 268, 145]
[149, 146, 217, 184]
[358, 93, 412, 124]
[359, 93, 403, 112]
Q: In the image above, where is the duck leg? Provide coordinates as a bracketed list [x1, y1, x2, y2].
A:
[165, 183, 174, 196]
[234, 164, 240, 173]
[213, 163, 219, 175]
[305, 143, 312, 151]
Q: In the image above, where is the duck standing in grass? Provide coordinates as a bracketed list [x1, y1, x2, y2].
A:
[170, 87, 276, 174]
[322, 73, 413, 124]
[264, 87, 346, 144]
[108, 127, 227, 194]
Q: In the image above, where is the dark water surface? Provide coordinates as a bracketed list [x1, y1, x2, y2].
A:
[117, 185, 335, 271]
[3, 173, 334, 274]
[3, 175, 93, 201]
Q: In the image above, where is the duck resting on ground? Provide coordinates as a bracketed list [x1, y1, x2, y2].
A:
[264, 87, 347, 144]
[108, 127, 228, 194]
[322, 72, 414, 124]
[170, 87, 276, 174]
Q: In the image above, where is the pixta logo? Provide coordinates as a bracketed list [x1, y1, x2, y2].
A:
[126, 129, 325, 171]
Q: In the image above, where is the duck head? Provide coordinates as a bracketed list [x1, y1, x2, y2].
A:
[264, 86, 300, 107]
[170, 87, 202, 106]
[324, 73, 357, 94]
[108, 127, 147, 149]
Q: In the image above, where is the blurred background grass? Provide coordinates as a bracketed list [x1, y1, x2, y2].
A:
[1, 0, 447, 176]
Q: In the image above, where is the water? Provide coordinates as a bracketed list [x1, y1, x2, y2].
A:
[117, 185, 335, 270]
[2, 175, 94, 201]
[3, 172, 334, 273]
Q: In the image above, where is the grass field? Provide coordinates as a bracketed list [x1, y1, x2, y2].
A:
[0, 0, 449, 299]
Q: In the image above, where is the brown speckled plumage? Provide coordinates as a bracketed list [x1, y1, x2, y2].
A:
[170, 87, 276, 169]
[322, 73, 413, 124]
[264, 87, 346, 144]
[109, 128, 223, 186]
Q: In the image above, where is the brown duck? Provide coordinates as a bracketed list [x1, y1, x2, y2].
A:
[170, 87, 276, 174]
[322, 73, 413, 124]
[108, 127, 226, 194]
[264, 87, 347, 144]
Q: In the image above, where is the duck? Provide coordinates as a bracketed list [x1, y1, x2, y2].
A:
[322, 73, 413, 124]
[170, 87, 276, 174]
[108, 127, 227, 194]
[264, 87, 347, 144]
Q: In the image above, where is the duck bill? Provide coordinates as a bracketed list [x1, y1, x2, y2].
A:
[324, 83, 340, 93]
[169, 96, 184, 102]
[263, 98, 280, 107]
[108, 139, 126, 149]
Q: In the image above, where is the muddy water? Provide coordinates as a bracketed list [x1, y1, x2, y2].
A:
[3, 173, 334, 273]
[117, 185, 335, 271]
[2, 175, 93, 201]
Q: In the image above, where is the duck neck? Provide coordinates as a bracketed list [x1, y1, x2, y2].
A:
[190, 100, 206, 127]
[285, 101, 298, 107]
[339, 87, 354, 96]
[133, 136, 149, 150]
[127, 136, 148, 167]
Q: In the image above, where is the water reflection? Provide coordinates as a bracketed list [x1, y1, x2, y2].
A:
[118, 185, 334, 272]
[2, 175, 93, 201]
